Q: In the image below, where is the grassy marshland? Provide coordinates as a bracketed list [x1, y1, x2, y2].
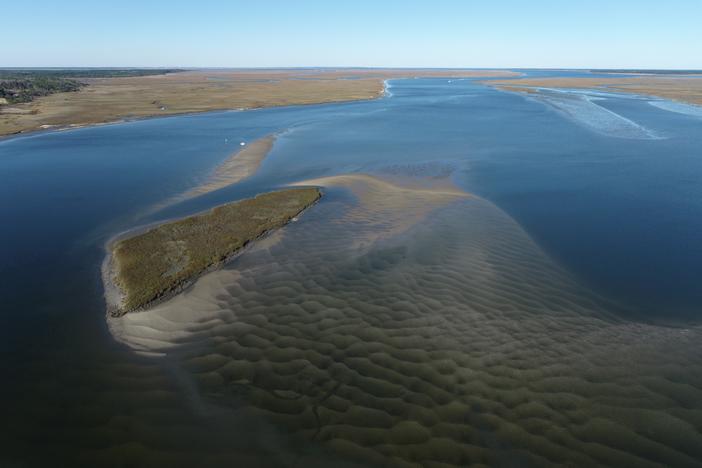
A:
[111, 187, 321, 314]
[0, 69, 517, 136]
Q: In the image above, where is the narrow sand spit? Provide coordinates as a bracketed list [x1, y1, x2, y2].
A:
[148, 134, 276, 214]
[184, 135, 275, 198]
[108, 173, 702, 466]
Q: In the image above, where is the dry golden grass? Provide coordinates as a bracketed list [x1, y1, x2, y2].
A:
[0, 69, 518, 136]
[489, 75, 702, 105]
[110, 187, 321, 314]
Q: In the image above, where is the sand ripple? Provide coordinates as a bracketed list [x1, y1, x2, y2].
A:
[109, 174, 702, 467]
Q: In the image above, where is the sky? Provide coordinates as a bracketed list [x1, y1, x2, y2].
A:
[4, 0, 701, 69]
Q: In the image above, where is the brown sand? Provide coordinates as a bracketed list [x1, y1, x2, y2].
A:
[0, 69, 518, 136]
[293, 174, 469, 245]
[184, 135, 274, 198]
[145, 134, 277, 217]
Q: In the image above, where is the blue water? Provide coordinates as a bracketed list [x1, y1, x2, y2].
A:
[2, 71, 702, 465]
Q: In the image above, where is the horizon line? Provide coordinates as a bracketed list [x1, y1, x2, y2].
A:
[2, 66, 702, 71]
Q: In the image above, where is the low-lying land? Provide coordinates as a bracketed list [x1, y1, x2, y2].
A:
[0, 76, 83, 104]
[107, 187, 321, 315]
[0, 68, 518, 136]
[490, 75, 702, 105]
[0, 68, 180, 105]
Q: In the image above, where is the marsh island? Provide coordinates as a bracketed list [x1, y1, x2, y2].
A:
[106, 187, 321, 315]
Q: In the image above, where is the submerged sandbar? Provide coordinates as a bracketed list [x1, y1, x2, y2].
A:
[488, 75, 702, 106]
[106, 187, 321, 315]
[184, 135, 275, 199]
[149, 134, 277, 213]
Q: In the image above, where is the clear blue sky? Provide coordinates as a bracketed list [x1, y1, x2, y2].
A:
[4, 0, 701, 69]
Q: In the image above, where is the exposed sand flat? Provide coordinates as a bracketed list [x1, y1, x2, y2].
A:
[194, 136, 274, 194]
[163, 134, 275, 207]
[146, 134, 276, 216]
[0, 69, 519, 136]
[489, 76, 702, 106]
[109, 171, 702, 466]
[292, 174, 469, 244]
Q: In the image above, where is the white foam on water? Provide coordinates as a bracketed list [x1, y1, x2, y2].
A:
[383, 79, 394, 98]
[531, 89, 663, 140]
[649, 100, 702, 118]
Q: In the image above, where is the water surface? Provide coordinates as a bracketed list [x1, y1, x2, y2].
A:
[2, 71, 702, 466]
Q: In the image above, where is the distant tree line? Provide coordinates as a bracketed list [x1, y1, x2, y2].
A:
[0, 77, 83, 104]
[0, 69, 184, 104]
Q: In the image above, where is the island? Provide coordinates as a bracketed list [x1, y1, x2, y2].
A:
[105, 187, 322, 316]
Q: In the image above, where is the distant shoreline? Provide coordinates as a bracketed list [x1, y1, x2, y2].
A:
[487, 75, 702, 107]
[0, 69, 516, 138]
[0, 90, 385, 142]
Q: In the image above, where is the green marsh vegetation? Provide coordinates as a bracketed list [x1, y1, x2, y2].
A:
[111, 187, 321, 314]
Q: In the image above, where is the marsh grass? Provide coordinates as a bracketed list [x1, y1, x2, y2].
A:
[0, 69, 517, 136]
[112, 187, 321, 313]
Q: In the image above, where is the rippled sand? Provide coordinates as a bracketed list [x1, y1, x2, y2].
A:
[109, 174, 702, 467]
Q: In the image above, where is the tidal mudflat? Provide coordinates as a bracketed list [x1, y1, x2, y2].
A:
[2, 73, 702, 467]
[108, 174, 702, 467]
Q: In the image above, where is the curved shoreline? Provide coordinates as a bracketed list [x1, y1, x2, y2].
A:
[0, 69, 520, 141]
[0, 95, 377, 143]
